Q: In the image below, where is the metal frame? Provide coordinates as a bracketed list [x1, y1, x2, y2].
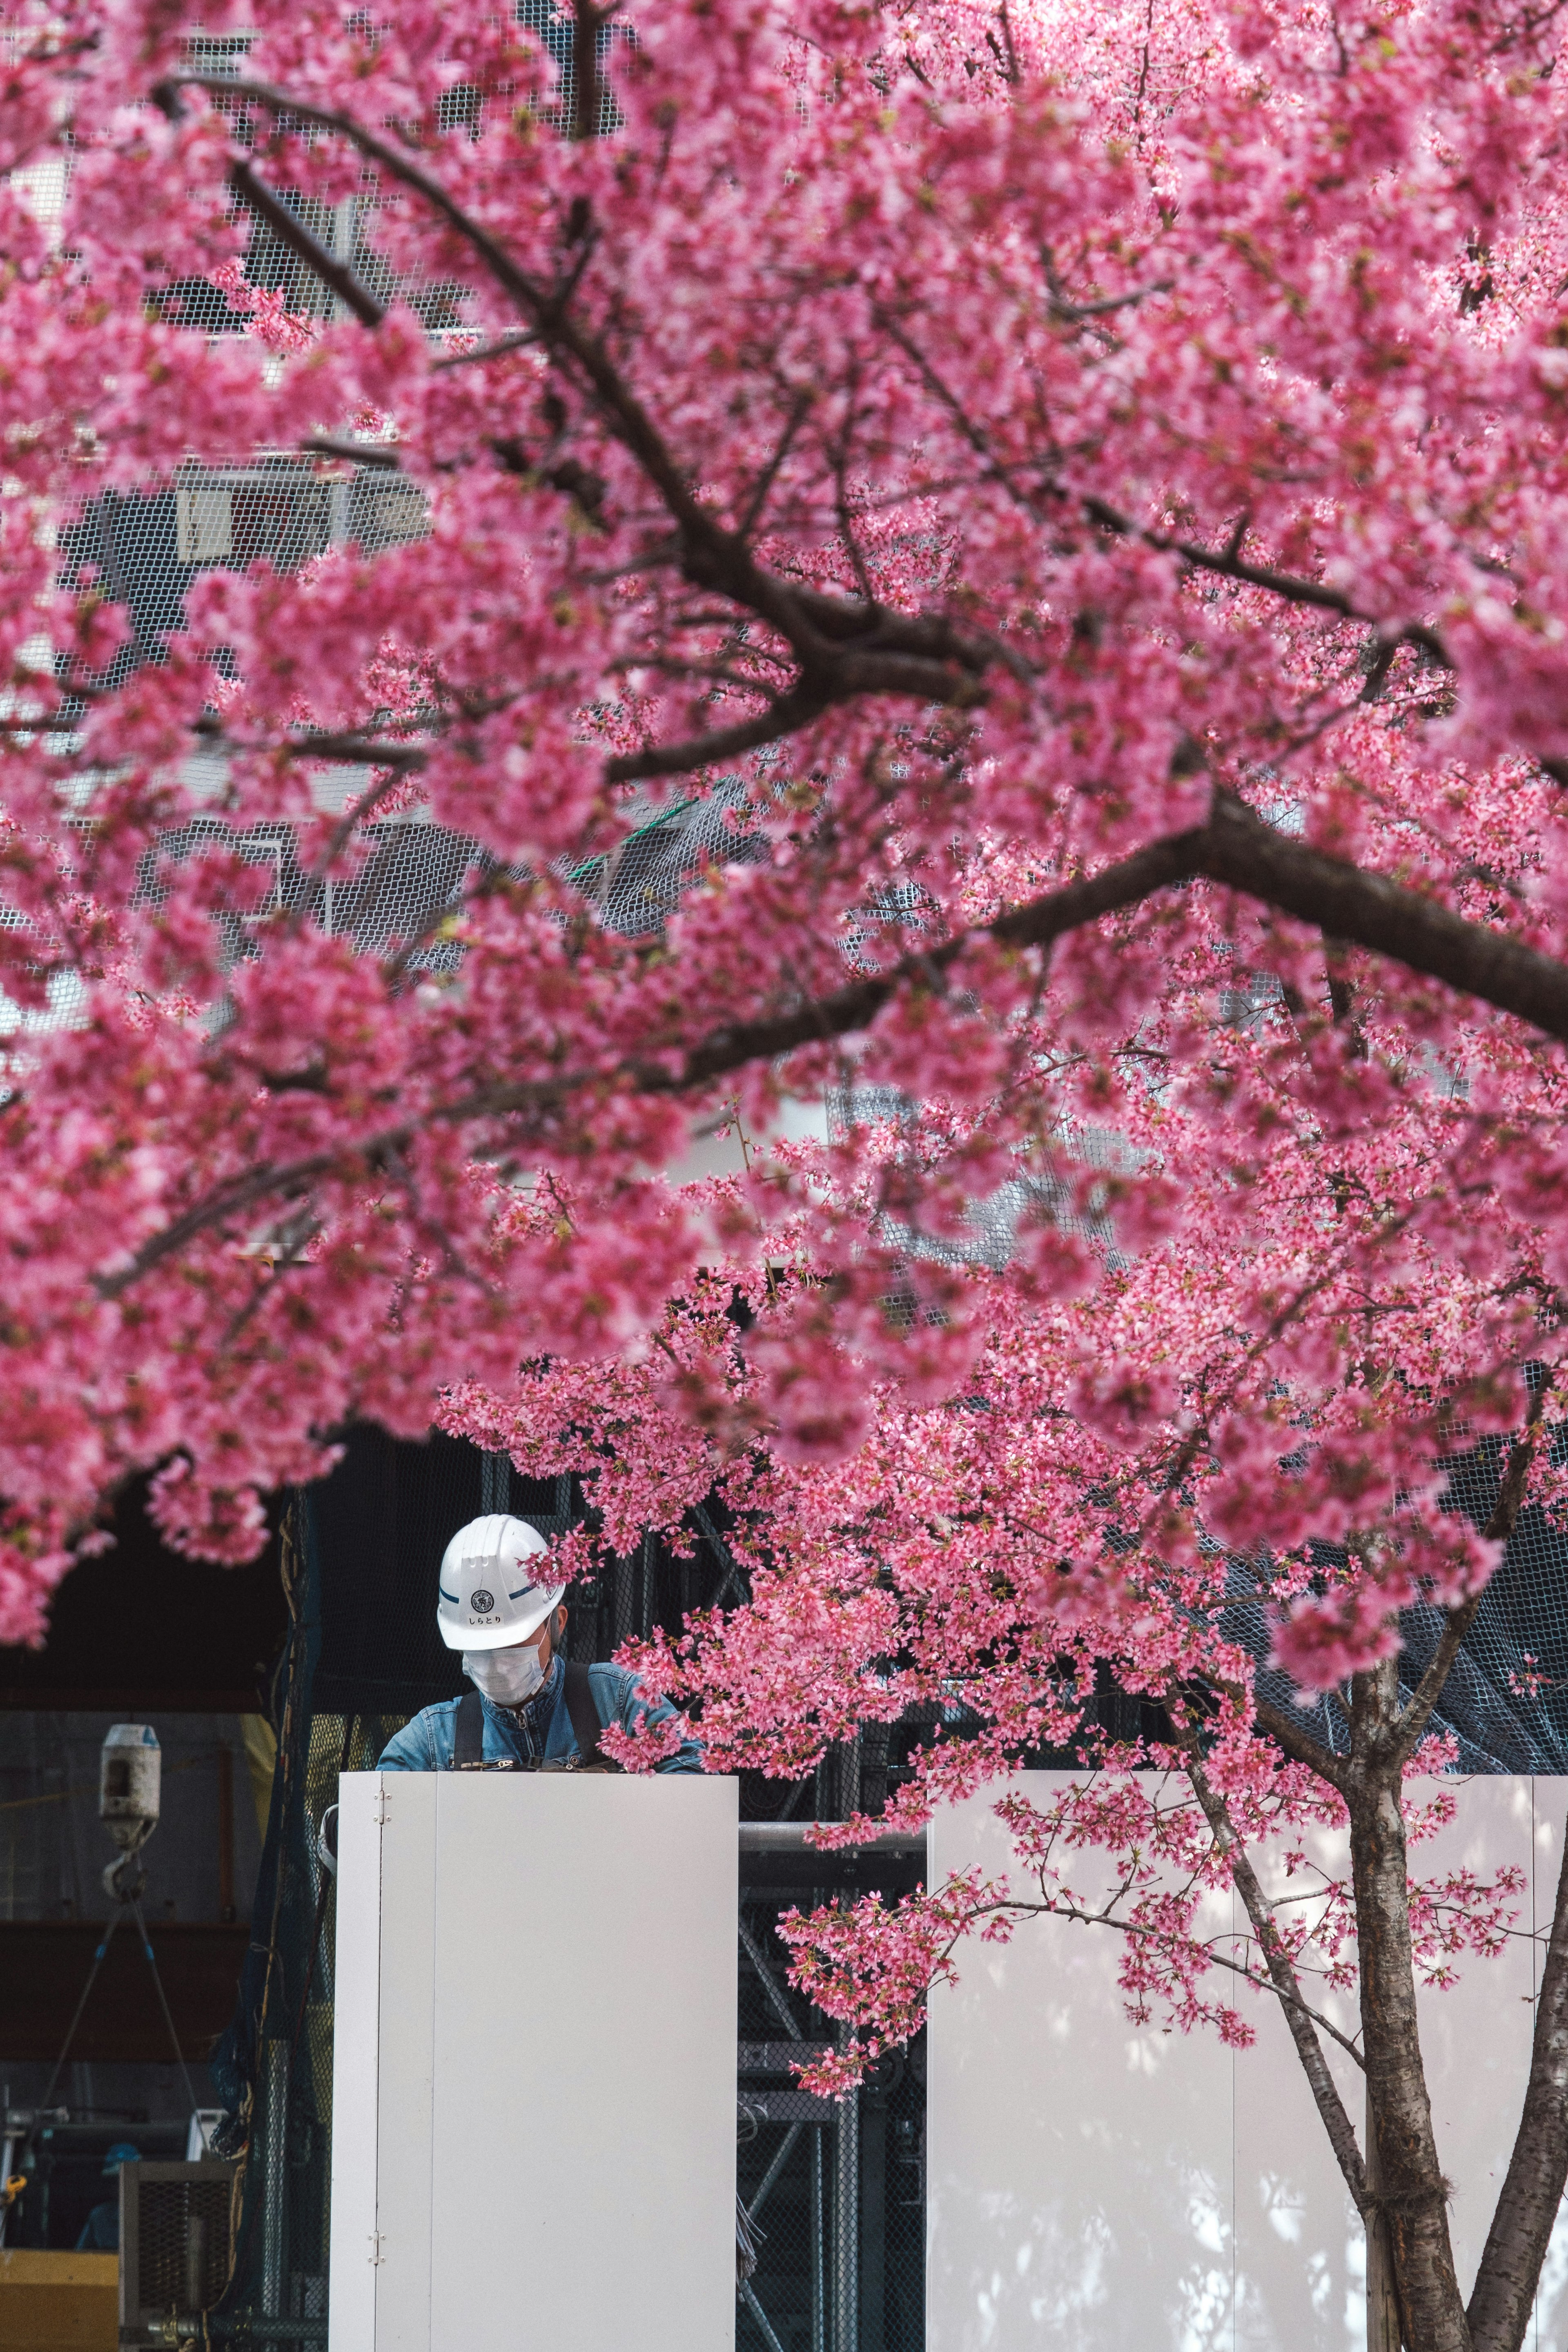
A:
[738, 1912, 864, 2352]
[118, 2159, 237, 2343]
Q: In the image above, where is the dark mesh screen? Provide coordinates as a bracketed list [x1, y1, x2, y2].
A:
[1237, 1430, 1568, 1777]
[305, 1428, 574, 1715]
[126, 2166, 236, 2320]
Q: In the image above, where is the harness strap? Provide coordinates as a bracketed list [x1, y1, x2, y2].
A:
[564, 1659, 615, 1771]
[453, 1666, 616, 1769]
[453, 1689, 486, 1766]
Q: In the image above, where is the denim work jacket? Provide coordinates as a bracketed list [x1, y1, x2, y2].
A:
[376, 1660, 703, 1773]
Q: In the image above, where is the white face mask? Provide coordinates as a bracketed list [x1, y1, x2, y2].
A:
[463, 1642, 546, 1707]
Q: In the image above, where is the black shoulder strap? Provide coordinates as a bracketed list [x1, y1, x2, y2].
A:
[454, 1689, 486, 1767]
[563, 1659, 610, 1770]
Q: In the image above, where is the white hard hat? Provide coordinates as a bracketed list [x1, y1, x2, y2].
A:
[436, 1515, 566, 1652]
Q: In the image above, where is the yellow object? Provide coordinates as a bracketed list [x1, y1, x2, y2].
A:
[0, 2180, 23, 2211]
[0, 2249, 116, 2350]
[241, 1713, 278, 1838]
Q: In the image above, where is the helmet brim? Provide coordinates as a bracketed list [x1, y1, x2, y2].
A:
[437, 1581, 566, 1650]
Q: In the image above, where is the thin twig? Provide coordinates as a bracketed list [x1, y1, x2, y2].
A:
[433, 330, 543, 370]
[963, 1886, 1367, 2071]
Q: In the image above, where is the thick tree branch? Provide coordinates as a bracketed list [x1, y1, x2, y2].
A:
[571, 0, 621, 141]
[85, 791, 1568, 1300]
[89, 831, 1203, 1300]
[303, 435, 401, 469]
[1468, 1805, 1568, 2352]
[671, 829, 1205, 1087]
[293, 730, 428, 767]
[200, 726, 429, 770]
[226, 161, 387, 328]
[1194, 793, 1568, 1042]
[622, 790, 1568, 1084]
[604, 686, 835, 783]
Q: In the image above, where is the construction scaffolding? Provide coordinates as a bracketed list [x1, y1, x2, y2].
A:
[194, 1427, 926, 2352]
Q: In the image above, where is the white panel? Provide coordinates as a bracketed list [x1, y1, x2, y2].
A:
[330, 1773, 388, 2352]
[1231, 1802, 1356, 2352]
[1528, 1781, 1568, 2352]
[427, 1775, 737, 2352]
[931, 1773, 1568, 2352]
[372, 1774, 439, 2352]
[330, 1772, 737, 2352]
[929, 1775, 1235, 2352]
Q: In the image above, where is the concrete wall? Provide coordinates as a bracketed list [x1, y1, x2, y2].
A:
[928, 1773, 1568, 2352]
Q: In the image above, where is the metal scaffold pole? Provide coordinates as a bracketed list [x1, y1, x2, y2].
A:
[259, 2039, 288, 2318]
[811, 2127, 827, 2352]
[833, 2043, 860, 2352]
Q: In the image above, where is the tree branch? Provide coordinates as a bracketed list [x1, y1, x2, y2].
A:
[164, 75, 1009, 718]
[83, 784, 1568, 1301]
[94, 1153, 350, 1299]
[1194, 793, 1568, 1042]
[226, 161, 387, 329]
[1184, 1755, 1371, 2213]
[667, 788, 1568, 1082]
[1468, 1800, 1568, 2352]
[217, 727, 430, 770]
[149, 79, 387, 328]
[303, 434, 401, 469]
[88, 831, 1202, 1300]
[1389, 1372, 1553, 1768]
[571, 0, 619, 141]
[1082, 496, 1453, 669]
[604, 684, 834, 784]
[432, 329, 543, 370]
[1253, 1694, 1353, 1795]
[878, 305, 1452, 674]
[670, 829, 1205, 1087]
[964, 1886, 1367, 2071]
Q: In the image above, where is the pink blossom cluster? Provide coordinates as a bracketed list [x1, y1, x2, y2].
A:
[1, 0, 1568, 1768]
[777, 1773, 1532, 2088]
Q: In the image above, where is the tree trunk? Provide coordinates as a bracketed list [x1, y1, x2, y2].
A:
[1466, 1796, 1568, 2352]
[1350, 1672, 1470, 2352]
[1368, 2081, 1406, 2352]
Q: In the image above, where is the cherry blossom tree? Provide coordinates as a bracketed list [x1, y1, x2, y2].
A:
[9, 0, 1568, 2339]
[450, 1122, 1566, 2352]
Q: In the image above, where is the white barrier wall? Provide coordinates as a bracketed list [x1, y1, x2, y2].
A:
[329, 1771, 738, 2352]
[929, 1774, 1568, 2352]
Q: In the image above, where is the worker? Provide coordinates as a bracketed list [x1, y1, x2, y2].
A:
[75, 2143, 140, 2251]
[377, 1514, 702, 1772]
